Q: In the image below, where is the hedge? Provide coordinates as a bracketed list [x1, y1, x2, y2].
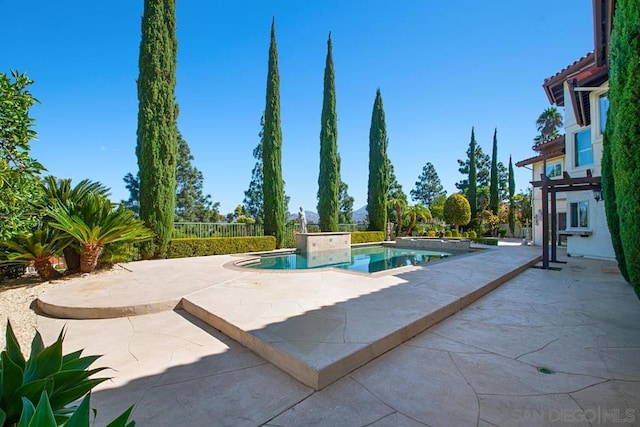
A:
[473, 237, 498, 246]
[168, 236, 276, 259]
[351, 231, 385, 244]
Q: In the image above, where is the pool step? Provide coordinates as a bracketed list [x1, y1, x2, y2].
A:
[181, 246, 541, 390]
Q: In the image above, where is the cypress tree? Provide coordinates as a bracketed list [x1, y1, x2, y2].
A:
[468, 127, 478, 220]
[136, 0, 178, 258]
[489, 128, 499, 214]
[262, 18, 285, 248]
[367, 89, 389, 231]
[608, 0, 639, 294]
[508, 155, 515, 237]
[602, 120, 627, 281]
[317, 32, 340, 232]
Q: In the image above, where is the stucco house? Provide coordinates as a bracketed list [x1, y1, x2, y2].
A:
[517, 0, 615, 261]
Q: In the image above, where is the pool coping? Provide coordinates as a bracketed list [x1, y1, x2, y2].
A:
[225, 242, 481, 278]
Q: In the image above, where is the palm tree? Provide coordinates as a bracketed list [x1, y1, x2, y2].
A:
[534, 107, 563, 145]
[388, 194, 407, 237]
[40, 176, 110, 272]
[0, 229, 70, 280]
[48, 194, 153, 273]
[404, 204, 432, 236]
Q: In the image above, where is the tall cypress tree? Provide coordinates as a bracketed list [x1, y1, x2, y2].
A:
[136, 0, 178, 258]
[508, 155, 515, 237]
[602, 116, 628, 281]
[468, 127, 478, 220]
[367, 89, 389, 232]
[608, 0, 639, 294]
[489, 128, 499, 214]
[317, 33, 340, 232]
[262, 18, 285, 248]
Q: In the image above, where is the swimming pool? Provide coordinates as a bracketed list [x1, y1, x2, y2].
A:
[243, 245, 456, 273]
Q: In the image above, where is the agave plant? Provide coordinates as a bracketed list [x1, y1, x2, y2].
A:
[0, 320, 135, 426]
[40, 176, 110, 272]
[0, 229, 70, 281]
[48, 194, 152, 273]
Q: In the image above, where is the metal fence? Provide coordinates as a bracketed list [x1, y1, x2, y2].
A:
[173, 222, 365, 238]
[173, 222, 300, 247]
[173, 222, 265, 238]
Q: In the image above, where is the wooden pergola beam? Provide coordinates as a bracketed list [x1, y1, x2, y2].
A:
[530, 170, 601, 270]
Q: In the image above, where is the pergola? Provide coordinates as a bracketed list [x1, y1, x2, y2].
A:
[531, 169, 601, 269]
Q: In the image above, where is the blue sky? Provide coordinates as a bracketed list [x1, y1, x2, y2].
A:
[3, 1, 594, 215]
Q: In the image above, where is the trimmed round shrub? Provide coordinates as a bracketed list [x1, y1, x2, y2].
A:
[444, 193, 471, 229]
[444, 230, 452, 237]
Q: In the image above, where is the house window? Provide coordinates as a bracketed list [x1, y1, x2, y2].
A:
[599, 94, 609, 134]
[545, 162, 562, 178]
[570, 201, 588, 228]
[574, 128, 593, 167]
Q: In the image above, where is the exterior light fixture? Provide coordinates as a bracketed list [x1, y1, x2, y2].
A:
[593, 188, 602, 202]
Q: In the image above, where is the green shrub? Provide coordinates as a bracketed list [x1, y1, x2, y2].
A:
[351, 231, 385, 244]
[468, 230, 477, 239]
[426, 230, 436, 237]
[473, 237, 498, 246]
[462, 232, 469, 238]
[497, 227, 507, 238]
[168, 236, 276, 258]
[444, 230, 452, 237]
[0, 320, 134, 426]
[451, 229, 460, 238]
[99, 242, 141, 265]
[423, 222, 445, 235]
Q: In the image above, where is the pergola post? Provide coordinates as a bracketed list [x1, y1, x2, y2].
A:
[550, 185, 558, 262]
[531, 170, 601, 271]
[541, 179, 549, 269]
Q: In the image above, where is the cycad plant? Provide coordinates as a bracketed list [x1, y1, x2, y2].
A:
[48, 194, 153, 273]
[40, 176, 110, 272]
[0, 229, 70, 281]
[0, 320, 135, 426]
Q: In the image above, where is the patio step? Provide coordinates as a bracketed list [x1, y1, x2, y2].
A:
[181, 246, 541, 390]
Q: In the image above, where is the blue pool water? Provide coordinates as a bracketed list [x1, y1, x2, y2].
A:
[244, 245, 456, 273]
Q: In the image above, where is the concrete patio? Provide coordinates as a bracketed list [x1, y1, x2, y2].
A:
[34, 246, 640, 426]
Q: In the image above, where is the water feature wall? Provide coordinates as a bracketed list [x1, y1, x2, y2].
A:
[296, 232, 351, 253]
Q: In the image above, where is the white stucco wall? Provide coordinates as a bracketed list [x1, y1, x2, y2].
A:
[558, 82, 614, 260]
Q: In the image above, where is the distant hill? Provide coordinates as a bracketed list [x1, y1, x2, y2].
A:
[289, 206, 367, 224]
[353, 206, 367, 223]
[288, 210, 319, 224]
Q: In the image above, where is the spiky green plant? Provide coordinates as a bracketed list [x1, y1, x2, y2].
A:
[0, 229, 70, 281]
[48, 195, 152, 273]
[0, 320, 135, 426]
[40, 176, 110, 272]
